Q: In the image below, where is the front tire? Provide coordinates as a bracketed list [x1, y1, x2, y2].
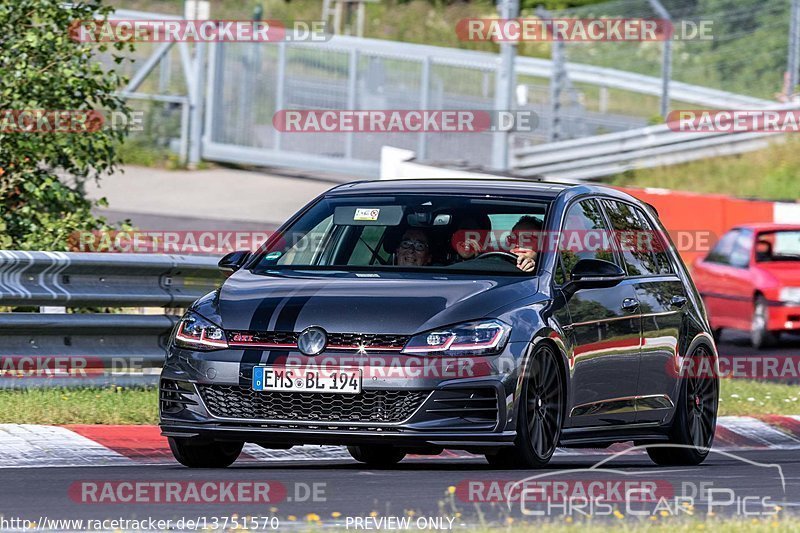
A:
[485, 344, 564, 468]
[347, 445, 406, 467]
[168, 437, 243, 468]
[647, 345, 718, 466]
[751, 295, 779, 349]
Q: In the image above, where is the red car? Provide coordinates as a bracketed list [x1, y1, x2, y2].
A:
[692, 224, 800, 348]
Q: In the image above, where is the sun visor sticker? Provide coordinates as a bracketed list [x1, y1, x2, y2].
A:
[333, 205, 404, 226]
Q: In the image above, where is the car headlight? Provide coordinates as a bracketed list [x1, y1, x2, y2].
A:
[401, 319, 511, 356]
[174, 311, 228, 351]
[779, 287, 800, 304]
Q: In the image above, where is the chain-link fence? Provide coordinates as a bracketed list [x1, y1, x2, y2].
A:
[556, 0, 794, 102]
[99, 2, 797, 176]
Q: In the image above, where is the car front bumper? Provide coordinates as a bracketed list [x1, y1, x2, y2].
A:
[158, 342, 529, 451]
[768, 303, 800, 331]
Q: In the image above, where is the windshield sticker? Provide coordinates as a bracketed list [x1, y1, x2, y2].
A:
[265, 251, 283, 260]
[354, 208, 380, 221]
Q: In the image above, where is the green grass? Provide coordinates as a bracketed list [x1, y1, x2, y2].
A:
[718, 379, 800, 417]
[290, 514, 798, 531]
[0, 386, 158, 425]
[0, 379, 796, 425]
[447, 516, 797, 532]
[609, 137, 800, 202]
[475, 517, 792, 532]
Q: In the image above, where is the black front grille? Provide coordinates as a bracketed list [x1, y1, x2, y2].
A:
[326, 333, 409, 349]
[198, 385, 429, 423]
[228, 331, 298, 344]
[225, 331, 410, 350]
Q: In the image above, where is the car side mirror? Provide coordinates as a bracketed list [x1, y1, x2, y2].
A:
[218, 250, 250, 276]
[563, 258, 625, 296]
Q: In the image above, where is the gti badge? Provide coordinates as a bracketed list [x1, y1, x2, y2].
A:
[297, 326, 327, 355]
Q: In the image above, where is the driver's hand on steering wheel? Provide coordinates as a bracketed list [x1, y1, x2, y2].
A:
[511, 247, 537, 273]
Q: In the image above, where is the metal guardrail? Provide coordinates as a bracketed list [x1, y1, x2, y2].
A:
[0, 251, 220, 307]
[511, 111, 793, 181]
[0, 252, 223, 387]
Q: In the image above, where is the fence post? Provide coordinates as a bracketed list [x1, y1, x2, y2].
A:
[186, 1, 210, 168]
[345, 48, 359, 159]
[417, 56, 431, 160]
[648, 0, 672, 118]
[788, 0, 800, 99]
[490, 0, 519, 171]
[548, 38, 566, 142]
[274, 42, 287, 150]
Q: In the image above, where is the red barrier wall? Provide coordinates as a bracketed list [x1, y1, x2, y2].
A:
[619, 187, 775, 265]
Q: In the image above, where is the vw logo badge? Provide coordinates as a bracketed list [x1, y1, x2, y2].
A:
[297, 326, 327, 356]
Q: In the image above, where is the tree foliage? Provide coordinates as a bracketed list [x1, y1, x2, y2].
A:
[0, 0, 131, 250]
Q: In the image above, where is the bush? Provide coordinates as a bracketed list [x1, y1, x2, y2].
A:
[0, 0, 131, 250]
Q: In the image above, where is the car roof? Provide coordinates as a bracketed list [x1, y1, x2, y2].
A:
[733, 223, 800, 232]
[325, 178, 635, 202]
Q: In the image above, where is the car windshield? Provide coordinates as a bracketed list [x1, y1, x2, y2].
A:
[756, 230, 800, 262]
[252, 194, 549, 275]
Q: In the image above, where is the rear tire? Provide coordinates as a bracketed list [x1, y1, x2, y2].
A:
[168, 437, 243, 468]
[751, 295, 779, 349]
[347, 445, 406, 467]
[647, 346, 718, 466]
[485, 344, 564, 468]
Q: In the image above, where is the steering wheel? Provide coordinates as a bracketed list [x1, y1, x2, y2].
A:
[475, 251, 519, 264]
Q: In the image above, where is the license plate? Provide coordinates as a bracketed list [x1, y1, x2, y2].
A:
[252, 366, 362, 394]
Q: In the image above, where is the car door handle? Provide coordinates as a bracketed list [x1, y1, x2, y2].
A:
[671, 295, 688, 308]
[621, 298, 639, 312]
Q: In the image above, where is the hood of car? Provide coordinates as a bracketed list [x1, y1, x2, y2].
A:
[755, 262, 800, 286]
[216, 269, 537, 335]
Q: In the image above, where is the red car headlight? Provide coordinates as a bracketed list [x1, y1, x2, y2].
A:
[174, 311, 229, 351]
[401, 319, 511, 356]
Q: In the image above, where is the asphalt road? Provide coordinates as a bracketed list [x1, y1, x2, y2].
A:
[1, 449, 797, 527]
[717, 329, 800, 358]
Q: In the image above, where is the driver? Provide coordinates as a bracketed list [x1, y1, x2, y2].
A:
[394, 228, 433, 266]
[450, 214, 541, 273]
[508, 216, 542, 273]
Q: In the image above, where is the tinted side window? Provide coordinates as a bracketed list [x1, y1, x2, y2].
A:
[602, 200, 673, 276]
[706, 230, 740, 265]
[634, 207, 675, 274]
[555, 199, 617, 285]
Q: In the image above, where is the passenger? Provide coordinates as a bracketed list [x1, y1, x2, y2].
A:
[395, 228, 432, 266]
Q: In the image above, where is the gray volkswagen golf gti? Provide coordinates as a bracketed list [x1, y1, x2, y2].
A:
[160, 179, 719, 468]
